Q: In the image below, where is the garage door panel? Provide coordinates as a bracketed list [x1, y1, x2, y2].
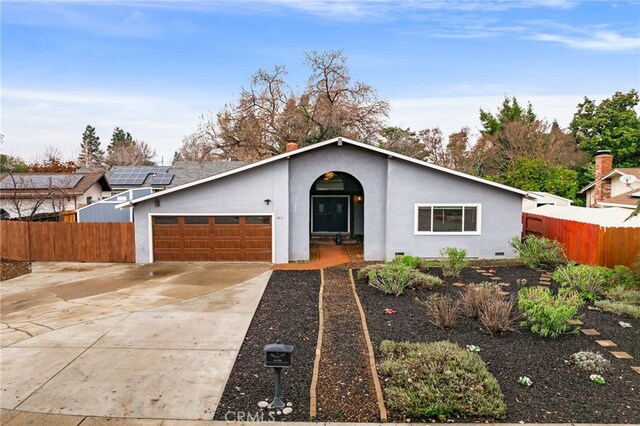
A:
[152, 215, 272, 262]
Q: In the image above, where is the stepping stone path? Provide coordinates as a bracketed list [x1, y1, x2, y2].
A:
[570, 318, 637, 375]
[610, 351, 634, 359]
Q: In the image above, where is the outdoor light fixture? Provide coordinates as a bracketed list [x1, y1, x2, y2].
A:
[264, 199, 271, 205]
[355, 195, 363, 203]
[154, 199, 160, 207]
[264, 341, 293, 409]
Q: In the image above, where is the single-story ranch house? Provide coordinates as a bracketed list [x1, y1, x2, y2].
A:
[117, 137, 527, 264]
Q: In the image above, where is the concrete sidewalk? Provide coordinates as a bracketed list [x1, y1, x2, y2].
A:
[0, 409, 620, 425]
[1, 263, 272, 420]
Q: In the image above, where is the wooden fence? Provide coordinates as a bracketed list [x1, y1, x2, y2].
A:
[0, 221, 135, 263]
[522, 213, 640, 268]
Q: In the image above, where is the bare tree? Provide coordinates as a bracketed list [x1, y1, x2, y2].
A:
[196, 50, 390, 161]
[175, 133, 220, 162]
[301, 50, 389, 143]
[3, 173, 73, 221]
[106, 140, 156, 167]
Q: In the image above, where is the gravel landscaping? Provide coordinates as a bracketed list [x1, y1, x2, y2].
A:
[356, 265, 640, 423]
[213, 270, 320, 421]
[0, 258, 31, 281]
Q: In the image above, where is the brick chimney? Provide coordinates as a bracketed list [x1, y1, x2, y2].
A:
[285, 137, 299, 152]
[592, 150, 613, 206]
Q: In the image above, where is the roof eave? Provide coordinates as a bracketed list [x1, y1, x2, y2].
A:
[124, 136, 527, 207]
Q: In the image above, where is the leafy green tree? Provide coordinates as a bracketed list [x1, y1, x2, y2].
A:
[570, 89, 640, 168]
[493, 157, 579, 201]
[78, 125, 104, 168]
[0, 154, 29, 172]
[108, 127, 134, 151]
[480, 97, 537, 135]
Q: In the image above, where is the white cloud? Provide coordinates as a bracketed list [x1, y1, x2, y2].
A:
[531, 30, 640, 51]
[1, 87, 219, 164]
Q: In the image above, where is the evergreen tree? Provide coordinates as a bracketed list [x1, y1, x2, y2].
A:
[78, 125, 104, 168]
[108, 127, 134, 152]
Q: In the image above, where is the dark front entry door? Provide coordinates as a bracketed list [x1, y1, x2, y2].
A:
[312, 196, 349, 233]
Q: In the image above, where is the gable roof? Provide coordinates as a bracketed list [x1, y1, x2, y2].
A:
[117, 137, 527, 209]
[0, 172, 110, 198]
[580, 168, 640, 193]
[168, 160, 246, 188]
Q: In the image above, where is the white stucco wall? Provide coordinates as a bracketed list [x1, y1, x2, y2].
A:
[133, 161, 289, 263]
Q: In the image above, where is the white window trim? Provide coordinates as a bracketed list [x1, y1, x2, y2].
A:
[414, 203, 482, 235]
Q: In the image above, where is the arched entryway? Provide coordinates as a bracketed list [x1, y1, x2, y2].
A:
[309, 171, 364, 239]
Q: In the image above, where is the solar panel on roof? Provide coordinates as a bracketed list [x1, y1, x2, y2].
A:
[151, 172, 174, 185]
[0, 174, 82, 190]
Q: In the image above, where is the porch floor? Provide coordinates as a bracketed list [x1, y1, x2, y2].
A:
[274, 243, 350, 270]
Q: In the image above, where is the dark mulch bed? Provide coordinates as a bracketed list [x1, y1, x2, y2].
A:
[356, 265, 640, 424]
[0, 258, 31, 281]
[315, 266, 379, 422]
[213, 270, 320, 421]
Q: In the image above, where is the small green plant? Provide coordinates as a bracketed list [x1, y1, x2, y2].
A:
[466, 344, 481, 352]
[360, 262, 442, 296]
[379, 340, 506, 420]
[509, 235, 564, 269]
[353, 234, 364, 244]
[393, 254, 423, 270]
[439, 247, 468, 277]
[553, 263, 610, 301]
[594, 285, 640, 319]
[590, 374, 606, 385]
[516, 376, 532, 387]
[422, 294, 461, 329]
[517, 287, 583, 337]
[569, 351, 610, 373]
[516, 278, 528, 287]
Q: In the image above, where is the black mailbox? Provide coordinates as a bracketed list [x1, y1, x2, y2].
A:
[264, 342, 293, 368]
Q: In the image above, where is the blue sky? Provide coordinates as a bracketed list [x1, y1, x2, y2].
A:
[2, 0, 639, 165]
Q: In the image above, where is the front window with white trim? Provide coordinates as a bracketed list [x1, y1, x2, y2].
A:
[415, 204, 481, 234]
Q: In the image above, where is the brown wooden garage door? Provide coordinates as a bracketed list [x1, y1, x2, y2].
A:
[152, 216, 272, 262]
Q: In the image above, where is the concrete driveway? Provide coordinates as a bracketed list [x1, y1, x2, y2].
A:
[0, 262, 272, 420]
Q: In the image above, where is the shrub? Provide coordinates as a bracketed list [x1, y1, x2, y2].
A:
[509, 235, 564, 269]
[360, 262, 442, 296]
[439, 247, 468, 277]
[393, 254, 423, 270]
[569, 351, 610, 373]
[478, 297, 515, 335]
[379, 340, 506, 421]
[460, 282, 500, 318]
[353, 234, 364, 244]
[517, 287, 583, 337]
[407, 269, 443, 290]
[553, 263, 610, 301]
[594, 285, 640, 319]
[423, 294, 461, 329]
[611, 265, 639, 288]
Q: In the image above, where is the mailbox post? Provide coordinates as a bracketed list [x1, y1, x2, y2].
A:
[264, 342, 293, 409]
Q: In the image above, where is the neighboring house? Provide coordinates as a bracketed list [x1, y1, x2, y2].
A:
[117, 137, 527, 264]
[0, 173, 110, 219]
[105, 162, 246, 196]
[77, 188, 153, 222]
[580, 151, 640, 209]
[523, 191, 573, 211]
[105, 166, 174, 196]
